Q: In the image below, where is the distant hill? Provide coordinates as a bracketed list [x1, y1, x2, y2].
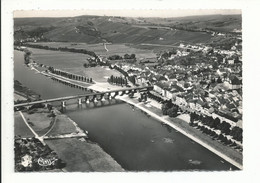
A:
[14, 14, 241, 45]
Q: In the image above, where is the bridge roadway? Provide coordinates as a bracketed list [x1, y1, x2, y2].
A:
[14, 86, 153, 108]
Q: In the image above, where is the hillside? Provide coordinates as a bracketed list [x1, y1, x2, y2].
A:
[14, 14, 241, 45]
[140, 14, 241, 33]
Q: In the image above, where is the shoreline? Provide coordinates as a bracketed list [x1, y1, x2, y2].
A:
[117, 95, 242, 170]
[14, 83, 124, 172]
[14, 49, 242, 170]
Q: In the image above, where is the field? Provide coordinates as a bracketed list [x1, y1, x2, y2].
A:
[14, 112, 35, 138]
[66, 66, 123, 82]
[28, 48, 123, 82]
[29, 42, 157, 59]
[29, 48, 91, 69]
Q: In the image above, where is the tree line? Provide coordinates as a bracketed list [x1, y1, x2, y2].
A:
[108, 54, 136, 61]
[22, 43, 97, 58]
[83, 58, 109, 68]
[107, 75, 128, 86]
[110, 65, 138, 86]
[48, 67, 93, 83]
[190, 112, 242, 143]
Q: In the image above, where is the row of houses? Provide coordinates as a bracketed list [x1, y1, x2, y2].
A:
[110, 43, 242, 127]
[153, 79, 242, 126]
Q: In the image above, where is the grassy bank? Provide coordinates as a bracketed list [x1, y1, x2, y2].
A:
[14, 80, 40, 102]
[14, 79, 124, 172]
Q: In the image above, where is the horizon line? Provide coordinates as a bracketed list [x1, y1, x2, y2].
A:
[13, 9, 241, 18]
[14, 13, 241, 19]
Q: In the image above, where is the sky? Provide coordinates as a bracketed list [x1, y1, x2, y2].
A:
[14, 9, 241, 18]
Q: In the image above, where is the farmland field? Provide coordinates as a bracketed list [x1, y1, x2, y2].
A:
[28, 42, 157, 59]
[29, 48, 91, 69]
[66, 66, 123, 82]
[28, 48, 122, 82]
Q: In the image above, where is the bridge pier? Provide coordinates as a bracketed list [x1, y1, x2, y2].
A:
[78, 98, 82, 105]
[104, 94, 109, 101]
[126, 90, 131, 94]
[100, 94, 105, 101]
[120, 91, 126, 96]
[128, 92, 134, 98]
[89, 95, 96, 102]
[85, 96, 90, 103]
[61, 101, 66, 108]
[96, 95, 102, 101]
[111, 91, 119, 99]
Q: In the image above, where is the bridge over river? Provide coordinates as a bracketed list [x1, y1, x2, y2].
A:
[14, 86, 153, 109]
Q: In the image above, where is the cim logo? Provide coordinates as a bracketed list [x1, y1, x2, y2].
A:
[37, 157, 57, 166]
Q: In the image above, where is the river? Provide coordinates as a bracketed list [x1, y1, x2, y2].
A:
[14, 50, 237, 171]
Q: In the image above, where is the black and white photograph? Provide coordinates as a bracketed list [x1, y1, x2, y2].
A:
[2, 0, 260, 182]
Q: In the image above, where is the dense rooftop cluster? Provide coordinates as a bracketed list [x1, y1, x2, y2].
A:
[111, 41, 242, 126]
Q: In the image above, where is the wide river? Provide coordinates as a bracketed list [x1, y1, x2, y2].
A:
[14, 50, 238, 171]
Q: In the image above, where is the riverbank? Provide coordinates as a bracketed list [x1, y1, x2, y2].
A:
[116, 95, 242, 170]
[14, 83, 124, 172]
[85, 83, 242, 169]
[14, 80, 40, 103]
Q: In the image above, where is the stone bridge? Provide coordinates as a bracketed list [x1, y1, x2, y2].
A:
[14, 86, 153, 109]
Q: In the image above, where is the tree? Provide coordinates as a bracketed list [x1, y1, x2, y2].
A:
[124, 54, 130, 59]
[230, 127, 243, 142]
[167, 106, 178, 118]
[120, 77, 123, 85]
[214, 117, 221, 128]
[130, 54, 136, 59]
[217, 77, 222, 83]
[161, 103, 169, 115]
[165, 99, 174, 109]
[218, 121, 231, 135]
[128, 76, 136, 85]
[24, 51, 31, 65]
[110, 75, 114, 83]
[190, 112, 196, 123]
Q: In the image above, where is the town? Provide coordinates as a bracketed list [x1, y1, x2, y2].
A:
[13, 12, 243, 172]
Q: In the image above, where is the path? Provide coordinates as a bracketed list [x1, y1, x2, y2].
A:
[18, 111, 45, 145]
